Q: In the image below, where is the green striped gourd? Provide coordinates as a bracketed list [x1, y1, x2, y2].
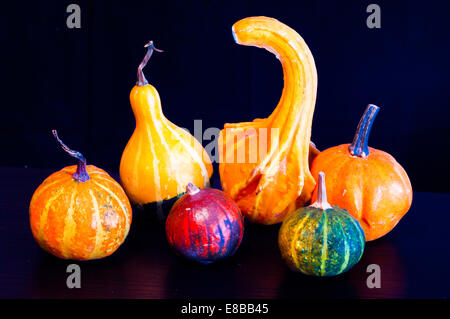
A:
[278, 172, 365, 276]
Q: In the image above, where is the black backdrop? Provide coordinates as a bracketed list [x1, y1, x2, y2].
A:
[2, 0, 450, 193]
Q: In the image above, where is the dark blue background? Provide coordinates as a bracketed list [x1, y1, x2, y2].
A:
[2, 0, 450, 192]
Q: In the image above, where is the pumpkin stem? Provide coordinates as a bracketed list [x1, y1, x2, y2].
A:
[186, 183, 200, 196]
[349, 104, 380, 157]
[52, 130, 90, 182]
[311, 172, 332, 210]
[136, 40, 164, 86]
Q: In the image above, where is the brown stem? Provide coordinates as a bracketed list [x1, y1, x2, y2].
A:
[310, 172, 332, 210]
[136, 40, 163, 86]
[186, 183, 200, 195]
[52, 130, 90, 182]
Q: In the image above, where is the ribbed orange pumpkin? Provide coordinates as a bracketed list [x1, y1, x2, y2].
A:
[120, 41, 213, 216]
[219, 17, 319, 225]
[310, 105, 413, 241]
[29, 131, 132, 260]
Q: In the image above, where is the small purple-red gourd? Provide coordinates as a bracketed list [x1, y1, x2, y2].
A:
[165, 183, 244, 264]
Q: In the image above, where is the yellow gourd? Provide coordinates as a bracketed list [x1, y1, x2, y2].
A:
[120, 41, 213, 215]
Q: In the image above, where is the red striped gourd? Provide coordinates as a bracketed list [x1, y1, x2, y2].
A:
[166, 183, 244, 264]
[120, 41, 213, 217]
[29, 131, 132, 260]
[278, 172, 365, 276]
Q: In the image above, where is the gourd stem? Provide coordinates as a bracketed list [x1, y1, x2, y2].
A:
[348, 104, 380, 157]
[186, 183, 200, 196]
[311, 172, 332, 210]
[136, 40, 163, 86]
[52, 130, 90, 182]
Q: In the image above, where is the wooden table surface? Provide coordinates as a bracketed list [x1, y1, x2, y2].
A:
[0, 166, 449, 299]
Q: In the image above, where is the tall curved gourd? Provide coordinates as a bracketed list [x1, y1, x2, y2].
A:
[120, 41, 213, 215]
[219, 17, 319, 225]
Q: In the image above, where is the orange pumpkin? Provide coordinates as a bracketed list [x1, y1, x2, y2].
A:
[29, 130, 132, 260]
[310, 104, 413, 241]
[120, 41, 213, 217]
[219, 17, 319, 225]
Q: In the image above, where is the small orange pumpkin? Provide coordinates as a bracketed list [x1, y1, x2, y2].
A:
[29, 130, 132, 260]
[310, 104, 412, 241]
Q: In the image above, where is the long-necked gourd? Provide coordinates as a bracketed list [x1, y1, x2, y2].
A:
[219, 17, 319, 225]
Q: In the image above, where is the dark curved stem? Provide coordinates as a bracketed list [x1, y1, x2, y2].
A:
[136, 40, 164, 86]
[52, 130, 90, 182]
[186, 183, 200, 195]
[348, 104, 380, 157]
[311, 172, 332, 210]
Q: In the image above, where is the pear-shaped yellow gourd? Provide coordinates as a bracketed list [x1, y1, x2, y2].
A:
[120, 41, 213, 214]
